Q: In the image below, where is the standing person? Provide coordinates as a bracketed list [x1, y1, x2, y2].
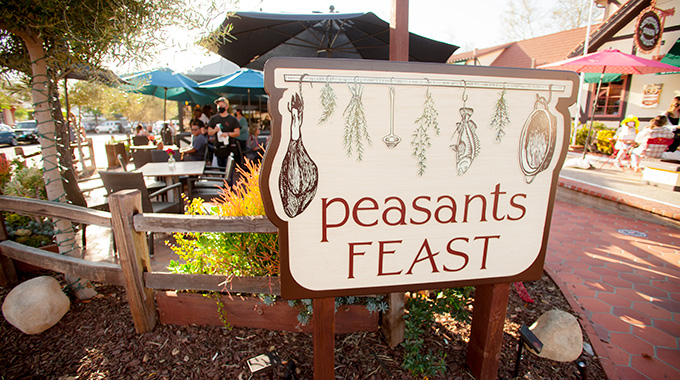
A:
[180, 120, 208, 161]
[663, 96, 680, 152]
[235, 108, 249, 157]
[207, 97, 240, 167]
[630, 115, 674, 172]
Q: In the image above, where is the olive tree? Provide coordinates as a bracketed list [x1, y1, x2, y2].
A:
[0, 0, 230, 298]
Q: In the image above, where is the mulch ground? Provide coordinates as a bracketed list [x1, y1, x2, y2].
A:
[0, 270, 605, 379]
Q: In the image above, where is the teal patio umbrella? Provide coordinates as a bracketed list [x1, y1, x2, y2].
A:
[121, 68, 219, 121]
[199, 68, 265, 121]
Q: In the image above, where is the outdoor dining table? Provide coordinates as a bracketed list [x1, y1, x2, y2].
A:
[130, 144, 178, 151]
[136, 161, 205, 202]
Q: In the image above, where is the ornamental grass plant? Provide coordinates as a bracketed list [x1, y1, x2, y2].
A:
[167, 159, 279, 277]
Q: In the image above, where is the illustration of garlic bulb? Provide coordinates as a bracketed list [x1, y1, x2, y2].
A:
[518, 93, 557, 184]
[279, 92, 319, 218]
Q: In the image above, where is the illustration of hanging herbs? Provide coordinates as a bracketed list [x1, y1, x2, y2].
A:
[489, 87, 510, 143]
[343, 81, 371, 161]
[411, 85, 440, 176]
[450, 84, 480, 176]
[318, 77, 337, 125]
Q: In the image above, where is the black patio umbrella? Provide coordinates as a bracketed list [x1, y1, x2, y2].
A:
[214, 11, 458, 70]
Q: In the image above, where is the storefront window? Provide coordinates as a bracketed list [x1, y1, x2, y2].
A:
[590, 77, 627, 117]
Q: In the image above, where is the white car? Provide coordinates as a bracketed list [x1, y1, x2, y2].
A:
[95, 121, 125, 133]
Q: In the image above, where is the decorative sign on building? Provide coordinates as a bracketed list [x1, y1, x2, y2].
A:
[261, 58, 577, 299]
[641, 83, 663, 108]
[635, 7, 663, 53]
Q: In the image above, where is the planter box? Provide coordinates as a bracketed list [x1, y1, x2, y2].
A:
[155, 290, 379, 333]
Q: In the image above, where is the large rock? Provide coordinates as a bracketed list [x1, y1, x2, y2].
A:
[2, 276, 70, 334]
[526, 309, 583, 362]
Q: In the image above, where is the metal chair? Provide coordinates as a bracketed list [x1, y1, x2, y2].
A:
[187, 153, 235, 201]
[99, 171, 183, 256]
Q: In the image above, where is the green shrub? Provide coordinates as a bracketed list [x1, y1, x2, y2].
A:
[402, 288, 473, 377]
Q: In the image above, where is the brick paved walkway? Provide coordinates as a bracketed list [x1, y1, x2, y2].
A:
[546, 199, 680, 380]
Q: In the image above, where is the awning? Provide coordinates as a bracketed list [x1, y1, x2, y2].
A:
[660, 37, 680, 68]
[583, 72, 622, 83]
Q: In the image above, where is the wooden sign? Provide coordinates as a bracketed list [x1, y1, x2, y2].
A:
[261, 58, 578, 299]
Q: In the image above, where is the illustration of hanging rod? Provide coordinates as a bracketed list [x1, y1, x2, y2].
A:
[283, 74, 565, 92]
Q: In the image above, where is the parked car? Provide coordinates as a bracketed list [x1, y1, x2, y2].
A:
[13, 120, 39, 143]
[95, 120, 125, 133]
[83, 122, 99, 132]
[0, 124, 18, 146]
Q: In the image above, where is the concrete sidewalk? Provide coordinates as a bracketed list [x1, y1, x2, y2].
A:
[546, 153, 679, 380]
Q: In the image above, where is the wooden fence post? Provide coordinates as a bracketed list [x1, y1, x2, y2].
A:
[108, 189, 156, 333]
[467, 283, 511, 380]
[382, 292, 405, 348]
[0, 212, 18, 287]
[313, 297, 335, 379]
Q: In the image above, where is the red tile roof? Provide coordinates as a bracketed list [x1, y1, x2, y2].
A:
[449, 27, 597, 68]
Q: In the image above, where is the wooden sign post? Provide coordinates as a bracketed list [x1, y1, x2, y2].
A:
[260, 58, 577, 379]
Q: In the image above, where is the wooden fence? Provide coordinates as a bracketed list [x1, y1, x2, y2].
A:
[0, 193, 397, 337]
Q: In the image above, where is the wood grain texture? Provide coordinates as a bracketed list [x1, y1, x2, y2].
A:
[467, 283, 511, 380]
[313, 297, 336, 380]
[109, 190, 156, 333]
[155, 291, 378, 333]
[0, 195, 111, 228]
[134, 213, 277, 233]
[144, 272, 281, 295]
[0, 240, 123, 285]
[382, 292, 406, 348]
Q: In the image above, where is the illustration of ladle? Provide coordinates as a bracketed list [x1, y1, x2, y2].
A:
[383, 82, 401, 148]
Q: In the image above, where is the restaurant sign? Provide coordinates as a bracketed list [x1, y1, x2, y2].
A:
[261, 58, 578, 299]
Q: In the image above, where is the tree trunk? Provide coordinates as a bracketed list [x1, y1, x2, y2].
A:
[17, 29, 96, 299]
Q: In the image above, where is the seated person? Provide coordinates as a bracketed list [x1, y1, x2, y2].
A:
[134, 124, 149, 136]
[613, 115, 638, 169]
[245, 123, 265, 164]
[180, 120, 208, 161]
[630, 115, 674, 172]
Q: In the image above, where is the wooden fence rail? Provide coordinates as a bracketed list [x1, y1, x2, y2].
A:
[0, 192, 403, 344]
[0, 193, 283, 333]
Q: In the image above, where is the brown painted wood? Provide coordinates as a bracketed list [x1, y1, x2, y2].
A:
[467, 283, 511, 380]
[134, 214, 277, 234]
[0, 212, 17, 287]
[382, 292, 406, 348]
[154, 291, 377, 333]
[144, 272, 281, 295]
[109, 190, 156, 333]
[0, 240, 124, 285]
[313, 297, 335, 380]
[389, 0, 409, 62]
[0, 195, 111, 228]
[386, 1, 409, 347]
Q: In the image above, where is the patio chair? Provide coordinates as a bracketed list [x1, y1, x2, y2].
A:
[120, 152, 166, 192]
[61, 169, 108, 251]
[132, 135, 151, 146]
[99, 171, 183, 256]
[187, 153, 235, 201]
[150, 149, 179, 162]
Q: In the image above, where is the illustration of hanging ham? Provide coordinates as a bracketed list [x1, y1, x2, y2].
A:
[450, 107, 480, 176]
[279, 92, 319, 218]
